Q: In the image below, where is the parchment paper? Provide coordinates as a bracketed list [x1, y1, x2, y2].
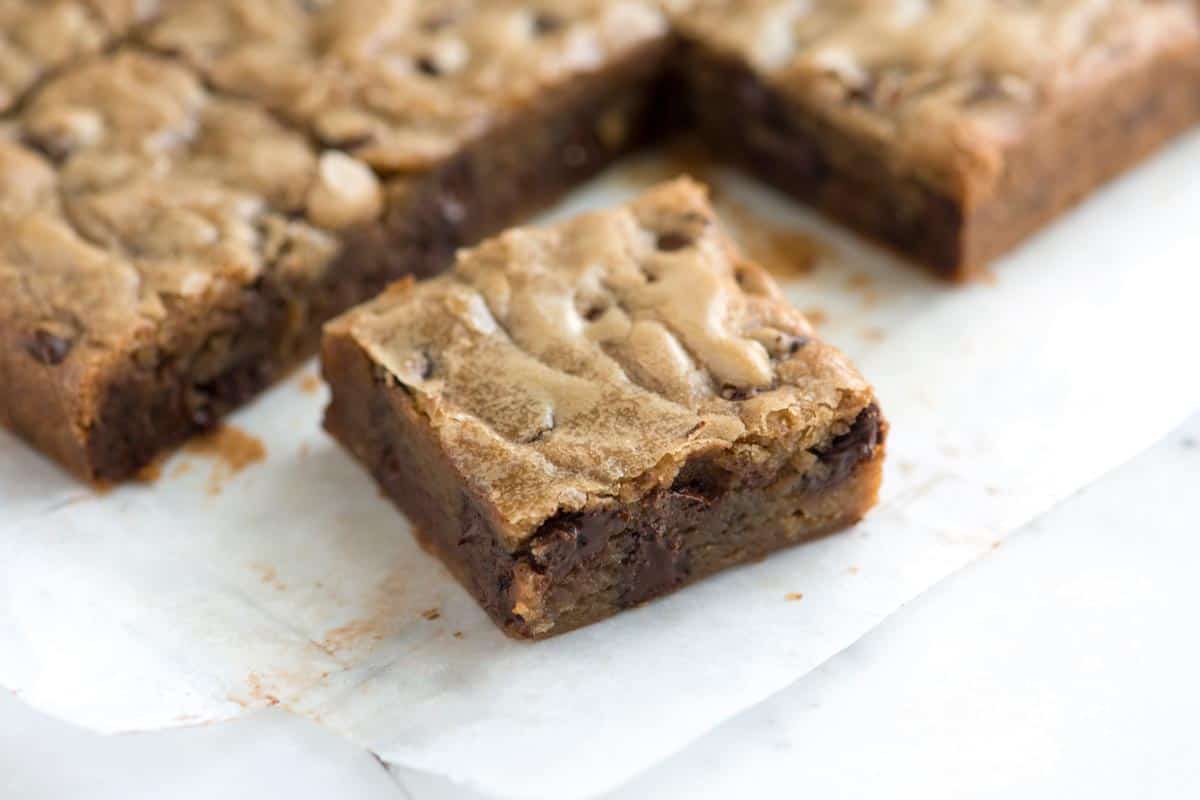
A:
[3, 132, 1198, 800]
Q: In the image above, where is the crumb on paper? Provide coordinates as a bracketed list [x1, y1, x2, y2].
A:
[135, 454, 166, 484]
[991, 541, 1003, 550]
[861, 326, 886, 342]
[843, 272, 882, 308]
[322, 617, 386, 653]
[718, 198, 826, 279]
[235, 672, 280, 709]
[803, 307, 829, 327]
[299, 373, 322, 394]
[170, 460, 193, 478]
[453, 631, 464, 639]
[846, 566, 860, 576]
[785, 592, 804, 602]
[299, 442, 311, 458]
[422, 608, 441, 621]
[318, 565, 407, 656]
[183, 426, 266, 495]
[251, 562, 286, 591]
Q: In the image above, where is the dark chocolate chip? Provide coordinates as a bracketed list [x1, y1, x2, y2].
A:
[532, 11, 564, 35]
[787, 335, 810, 354]
[804, 403, 884, 492]
[656, 231, 693, 252]
[527, 513, 614, 580]
[420, 12, 455, 32]
[419, 351, 435, 380]
[670, 459, 732, 506]
[623, 525, 688, 607]
[720, 384, 752, 401]
[25, 329, 74, 365]
[415, 56, 441, 77]
[582, 303, 608, 322]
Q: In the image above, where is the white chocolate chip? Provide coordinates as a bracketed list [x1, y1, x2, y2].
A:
[306, 151, 383, 230]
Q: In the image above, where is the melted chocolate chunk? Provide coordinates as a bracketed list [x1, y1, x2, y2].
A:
[806, 403, 884, 491]
[25, 329, 74, 365]
[526, 512, 614, 580]
[623, 524, 689, 607]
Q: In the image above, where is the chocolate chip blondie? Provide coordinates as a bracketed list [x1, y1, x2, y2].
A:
[0, 50, 392, 481]
[322, 180, 886, 638]
[675, 0, 1200, 279]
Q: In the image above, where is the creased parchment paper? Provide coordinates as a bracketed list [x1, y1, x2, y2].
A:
[3, 132, 1198, 800]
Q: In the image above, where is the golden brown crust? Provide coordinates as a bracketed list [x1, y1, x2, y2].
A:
[329, 179, 875, 546]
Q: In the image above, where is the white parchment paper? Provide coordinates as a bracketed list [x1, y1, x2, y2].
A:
[3, 131, 1198, 800]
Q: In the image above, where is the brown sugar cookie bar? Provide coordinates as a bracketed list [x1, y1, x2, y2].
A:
[0, 0, 166, 113]
[0, 50, 394, 481]
[674, 0, 1200, 279]
[322, 179, 887, 639]
[145, 0, 673, 279]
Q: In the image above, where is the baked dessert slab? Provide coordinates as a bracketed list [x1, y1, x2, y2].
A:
[675, 0, 1200, 279]
[145, 0, 673, 279]
[0, 50, 393, 482]
[322, 180, 887, 639]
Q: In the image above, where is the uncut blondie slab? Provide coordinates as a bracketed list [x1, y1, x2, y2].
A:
[323, 180, 887, 639]
[0, 50, 391, 481]
[145, 0, 672, 279]
[675, 0, 1200, 279]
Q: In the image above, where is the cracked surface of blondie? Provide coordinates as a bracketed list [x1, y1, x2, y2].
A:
[144, 0, 668, 173]
[336, 179, 874, 544]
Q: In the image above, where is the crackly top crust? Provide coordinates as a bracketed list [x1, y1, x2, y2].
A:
[0, 49, 382, 367]
[332, 179, 874, 546]
[676, 0, 1200, 203]
[144, 0, 668, 174]
[0, 0, 165, 113]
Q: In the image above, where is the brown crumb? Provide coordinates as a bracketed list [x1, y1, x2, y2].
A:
[170, 460, 193, 478]
[453, 631, 464, 639]
[785, 592, 804, 602]
[991, 541, 1003, 550]
[299, 373, 322, 394]
[421, 607, 441, 621]
[135, 454, 166, 484]
[846, 566, 860, 576]
[184, 425, 266, 495]
[718, 198, 826, 279]
[803, 307, 829, 326]
[861, 326, 886, 342]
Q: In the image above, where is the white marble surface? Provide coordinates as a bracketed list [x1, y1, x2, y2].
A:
[3, 414, 1197, 799]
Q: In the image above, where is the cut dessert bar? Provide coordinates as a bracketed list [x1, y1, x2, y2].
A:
[674, 0, 1200, 279]
[145, 0, 672, 278]
[322, 179, 887, 639]
[0, 50, 391, 481]
[0, 0, 165, 112]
